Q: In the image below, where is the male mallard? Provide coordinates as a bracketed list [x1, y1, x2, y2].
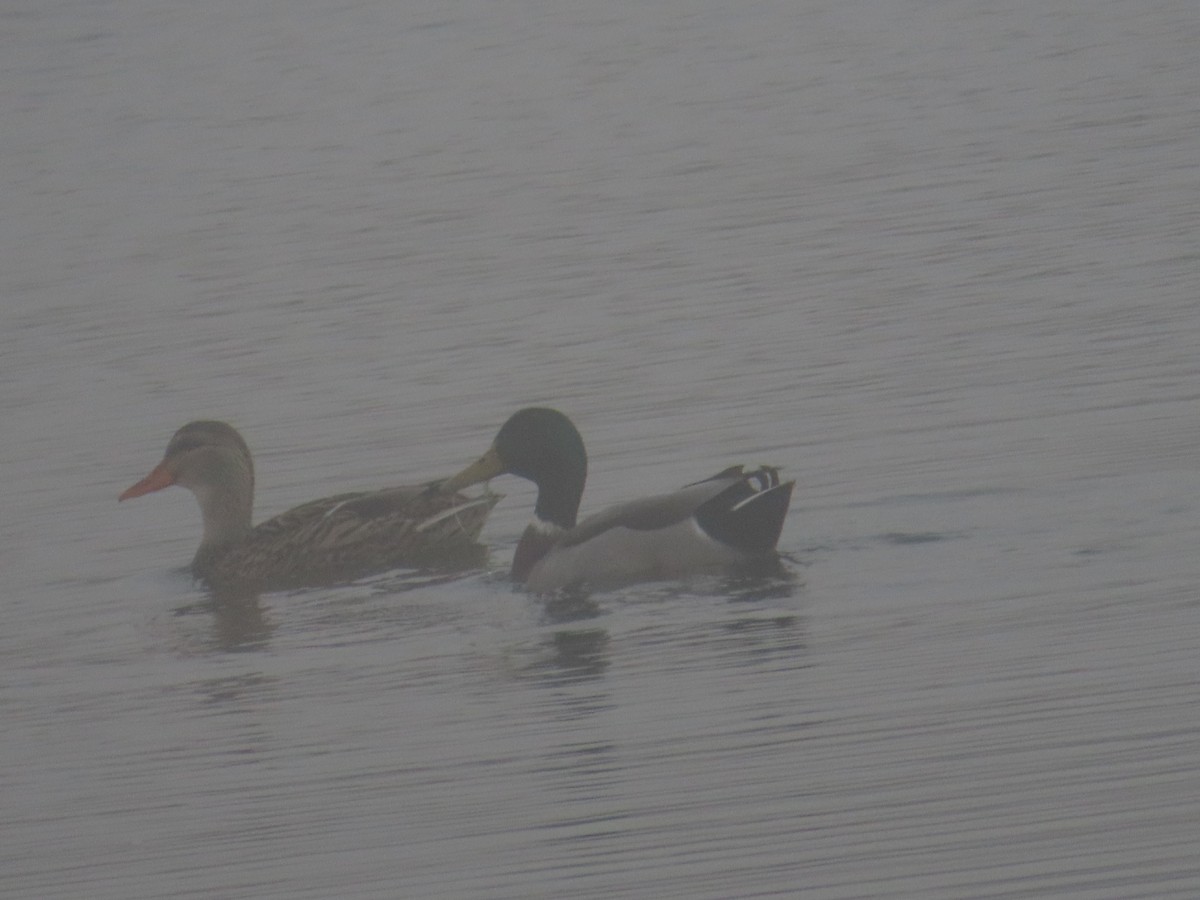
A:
[439, 407, 793, 592]
[120, 420, 498, 593]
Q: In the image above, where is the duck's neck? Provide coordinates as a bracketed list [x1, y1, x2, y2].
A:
[514, 466, 582, 582]
[532, 463, 584, 531]
[512, 519, 563, 583]
[189, 461, 254, 569]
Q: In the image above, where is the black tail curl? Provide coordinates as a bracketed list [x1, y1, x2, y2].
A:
[694, 466, 794, 554]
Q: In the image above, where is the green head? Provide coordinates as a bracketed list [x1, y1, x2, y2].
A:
[444, 407, 587, 528]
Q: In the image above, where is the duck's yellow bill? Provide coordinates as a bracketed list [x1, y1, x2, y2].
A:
[440, 444, 504, 493]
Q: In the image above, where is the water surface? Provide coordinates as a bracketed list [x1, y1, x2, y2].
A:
[3, 0, 1199, 897]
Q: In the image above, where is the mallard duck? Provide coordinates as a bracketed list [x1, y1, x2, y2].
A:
[119, 420, 499, 592]
[439, 407, 793, 592]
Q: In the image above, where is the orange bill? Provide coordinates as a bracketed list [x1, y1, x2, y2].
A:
[119, 461, 176, 501]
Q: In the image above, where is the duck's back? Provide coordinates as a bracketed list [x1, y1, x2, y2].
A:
[202, 487, 498, 591]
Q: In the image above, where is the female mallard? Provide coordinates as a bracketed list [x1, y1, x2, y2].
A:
[439, 407, 793, 592]
[119, 420, 499, 592]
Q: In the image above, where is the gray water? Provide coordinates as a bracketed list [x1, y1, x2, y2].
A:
[3, 0, 1199, 897]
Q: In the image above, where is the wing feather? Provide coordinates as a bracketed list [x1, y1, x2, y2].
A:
[557, 468, 758, 549]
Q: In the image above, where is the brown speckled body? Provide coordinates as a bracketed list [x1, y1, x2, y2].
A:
[196, 485, 498, 592]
